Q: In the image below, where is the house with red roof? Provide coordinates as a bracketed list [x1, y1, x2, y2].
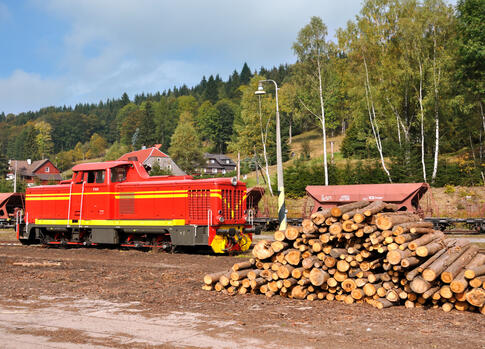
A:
[7, 159, 62, 186]
[117, 144, 185, 176]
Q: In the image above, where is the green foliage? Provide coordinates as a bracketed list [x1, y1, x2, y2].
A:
[168, 112, 204, 173]
[149, 162, 172, 176]
[104, 141, 130, 161]
[55, 150, 74, 171]
[444, 184, 455, 194]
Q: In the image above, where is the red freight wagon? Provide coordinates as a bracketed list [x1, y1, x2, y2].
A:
[306, 183, 429, 215]
[18, 160, 252, 253]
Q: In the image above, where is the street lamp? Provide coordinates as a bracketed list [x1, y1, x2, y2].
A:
[255, 80, 287, 231]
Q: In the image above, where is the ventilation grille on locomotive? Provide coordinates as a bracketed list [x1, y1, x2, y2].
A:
[221, 189, 243, 220]
[189, 190, 209, 220]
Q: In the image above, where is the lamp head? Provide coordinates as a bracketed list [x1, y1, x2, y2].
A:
[254, 82, 266, 95]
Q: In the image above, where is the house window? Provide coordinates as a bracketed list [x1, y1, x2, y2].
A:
[45, 167, 50, 173]
[226, 160, 230, 164]
[211, 159, 215, 164]
[222, 169, 226, 174]
[204, 169, 207, 173]
[212, 168, 218, 174]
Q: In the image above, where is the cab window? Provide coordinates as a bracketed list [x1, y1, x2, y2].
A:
[111, 167, 127, 183]
[85, 170, 105, 184]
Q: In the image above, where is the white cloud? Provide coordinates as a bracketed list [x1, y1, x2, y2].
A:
[0, 70, 67, 114]
[0, 1, 11, 22]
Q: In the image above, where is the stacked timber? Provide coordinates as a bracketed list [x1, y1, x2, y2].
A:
[203, 201, 485, 314]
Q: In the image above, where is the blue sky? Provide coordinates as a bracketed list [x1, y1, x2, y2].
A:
[0, 0, 456, 115]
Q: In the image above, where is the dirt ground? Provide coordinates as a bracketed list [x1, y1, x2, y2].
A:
[0, 233, 484, 349]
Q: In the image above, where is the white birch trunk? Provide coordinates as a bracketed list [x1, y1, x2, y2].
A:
[363, 57, 392, 183]
[418, 60, 427, 183]
[317, 57, 328, 186]
[431, 29, 440, 184]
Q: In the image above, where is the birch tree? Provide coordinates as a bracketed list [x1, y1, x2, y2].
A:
[292, 17, 332, 185]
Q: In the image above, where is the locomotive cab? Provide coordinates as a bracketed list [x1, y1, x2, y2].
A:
[20, 160, 252, 253]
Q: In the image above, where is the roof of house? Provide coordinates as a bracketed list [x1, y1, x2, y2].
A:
[203, 153, 236, 169]
[118, 145, 168, 163]
[10, 159, 53, 176]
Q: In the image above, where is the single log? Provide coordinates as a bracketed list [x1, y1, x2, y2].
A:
[277, 265, 295, 279]
[274, 230, 286, 241]
[375, 298, 395, 309]
[219, 273, 232, 287]
[363, 201, 388, 217]
[400, 256, 421, 269]
[386, 289, 400, 302]
[342, 220, 355, 232]
[442, 302, 454, 312]
[232, 261, 254, 272]
[334, 271, 347, 283]
[450, 270, 469, 294]
[214, 282, 224, 292]
[342, 278, 357, 292]
[252, 240, 274, 260]
[470, 276, 485, 288]
[309, 268, 330, 286]
[410, 276, 432, 294]
[464, 254, 485, 279]
[441, 245, 479, 283]
[329, 222, 342, 235]
[331, 200, 369, 218]
[311, 209, 332, 225]
[230, 269, 252, 281]
[336, 260, 350, 273]
[423, 286, 441, 300]
[387, 249, 414, 265]
[271, 241, 289, 253]
[394, 233, 420, 245]
[393, 221, 434, 234]
[302, 219, 317, 234]
[291, 285, 308, 299]
[284, 249, 302, 266]
[204, 271, 230, 285]
[376, 214, 420, 231]
[415, 238, 446, 258]
[440, 285, 453, 299]
[302, 256, 319, 270]
[283, 278, 298, 288]
[291, 267, 304, 279]
[408, 231, 445, 251]
[465, 288, 485, 307]
[285, 226, 300, 241]
[406, 248, 447, 281]
[241, 278, 251, 288]
[202, 284, 212, 291]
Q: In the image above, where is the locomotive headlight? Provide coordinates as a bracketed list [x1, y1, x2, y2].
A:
[218, 210, 222, 214]
[217, 215, 224, 223]
[231, 177, 238, 186]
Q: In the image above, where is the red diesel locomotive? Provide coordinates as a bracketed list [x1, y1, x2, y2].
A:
[18, 160, 253, 253]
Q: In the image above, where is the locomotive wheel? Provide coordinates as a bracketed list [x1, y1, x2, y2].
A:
[152, 235, 172, 252]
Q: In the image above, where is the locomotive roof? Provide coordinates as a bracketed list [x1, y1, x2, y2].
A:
[72, 161, 133, 171]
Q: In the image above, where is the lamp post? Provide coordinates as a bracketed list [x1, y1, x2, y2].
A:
[255, 80, 287, 231]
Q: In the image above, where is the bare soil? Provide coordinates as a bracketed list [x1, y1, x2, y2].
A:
[0, 240, 484, 348]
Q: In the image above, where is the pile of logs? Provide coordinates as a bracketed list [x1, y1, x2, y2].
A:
[203, 200, 485, 314]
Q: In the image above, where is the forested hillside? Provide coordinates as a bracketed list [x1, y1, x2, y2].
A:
[0, 0, 483, 190]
